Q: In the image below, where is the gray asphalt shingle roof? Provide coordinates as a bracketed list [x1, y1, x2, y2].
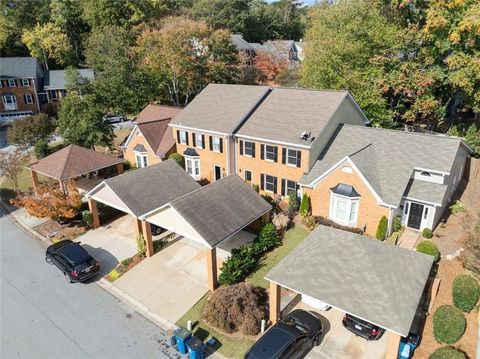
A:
[300, 125, 465, 206]
[44, 69, 94, 90]
[0, 57, 43, 78]
[236, 88, 356, 146]
[169, 174, 271, 247]
[266, 225, 433, 337]
[103, 160, 200, 217]
[170, 84, 270, 134]
[403, 179, 447, 205]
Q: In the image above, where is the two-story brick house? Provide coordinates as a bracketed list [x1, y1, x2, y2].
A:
[0, 57, 44, 120]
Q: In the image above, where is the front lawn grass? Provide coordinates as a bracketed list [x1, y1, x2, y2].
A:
[0, 167, 50, 201]
[176, 226, 309, 358]
[247, 226, 309, 289]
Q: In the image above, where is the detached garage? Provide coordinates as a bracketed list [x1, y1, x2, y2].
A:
[265, 225, 433, 356]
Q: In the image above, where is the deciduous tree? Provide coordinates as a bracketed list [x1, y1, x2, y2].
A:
[0, 149, 28, 192]
[7, 114, 56, 151]
[13, 181, 82, 221]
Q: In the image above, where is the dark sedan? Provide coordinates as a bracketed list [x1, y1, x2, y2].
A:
[245, 309, 323, 359]
[45, 240, 99, 283]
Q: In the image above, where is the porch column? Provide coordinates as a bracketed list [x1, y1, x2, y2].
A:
[58, 180, 66, 194]
[385, 332, 401, 359]
[116, 162, 124, 175]
[207, 247, 218, 291]
[30, 170, 39, 193]
[87, 198, 100, 228]
[269, 281, 281, 324]
[134, 218, 142, 235]
[141, 220, 154, 258]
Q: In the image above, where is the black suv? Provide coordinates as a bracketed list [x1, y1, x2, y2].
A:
[245, 310, 323, 359]
[342, 314, 385, 340]
[45, 240, 99, 283]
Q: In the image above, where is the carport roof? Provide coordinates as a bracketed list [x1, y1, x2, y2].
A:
[168, 174, 272, 247]
[265, 225, 433, 337]
[87, 160, 200, 217]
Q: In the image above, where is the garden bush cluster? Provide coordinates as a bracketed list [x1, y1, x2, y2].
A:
[219, 223, 280, 285]
[429, 347, 467, 359]
[452, 274, 480, 312]
[203, 283, 267, 335]
[416, 240, 441, 263]
[422, 228, 433, 239]
[376, 216, 388, 240]
[432, 305, 466, 344]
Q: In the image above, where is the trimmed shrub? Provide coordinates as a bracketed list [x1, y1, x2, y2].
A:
[315, 216, 363, 234]
[218, 245, 257, 285]
[422, 228, 434, 239]
[34, 139, 49, 159]
[203, 283, 267, 335]
[429, 347, 467, 359]
[252, 184, 259, 193]
[288, 191, 299, 212]
[168, 152, 183, 166]
[136, 234, 146, 257]
[299, 193, 310, 217]
[81, 210, 93, 227]
[453, 274, 480, 312]
[376, 216, 388, 240]
[433, 305, 466, 344]
[417, 240, 441, 263]
[272, 212, 289, 232]
[302, 215, 317, 231]
[107, 268, 122, 281]
[393, 215, 403, 233]
[449, 200, 465, 214]
[253, 223, 280, 255]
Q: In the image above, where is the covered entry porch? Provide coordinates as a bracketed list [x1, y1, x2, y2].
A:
[265, 225, 433, 359]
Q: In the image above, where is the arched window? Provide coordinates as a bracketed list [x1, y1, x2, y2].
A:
[420, 171, 431, 177]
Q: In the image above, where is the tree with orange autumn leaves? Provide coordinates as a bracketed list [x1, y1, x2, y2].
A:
[253, 53, 288, 84]
[12, 181, 82, 221]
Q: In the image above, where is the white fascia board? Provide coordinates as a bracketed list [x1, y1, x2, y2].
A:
[403, 196, 440, 207]
[414, 166, 450, 176]
[84, 181, 106, 198]
[168, 123, 228, 137]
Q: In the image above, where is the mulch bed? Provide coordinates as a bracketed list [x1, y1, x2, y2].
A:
[34, 219, 87, 242]
[105, 253, 144, 282]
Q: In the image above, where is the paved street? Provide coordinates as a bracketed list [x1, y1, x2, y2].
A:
[0, 207, 181, 359]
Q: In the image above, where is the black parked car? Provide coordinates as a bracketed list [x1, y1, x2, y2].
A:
[45, 240, 99, 283]
[342, 314, 385, 340]
[151, 224, 165, 236]
[245, 310, 323, 359]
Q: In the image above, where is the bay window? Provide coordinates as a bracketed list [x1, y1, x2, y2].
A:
[185, 156, 200, 179]
[329, 183, 361, 227]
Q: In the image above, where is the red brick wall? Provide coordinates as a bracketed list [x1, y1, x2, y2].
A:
[0, 78, 39, 113]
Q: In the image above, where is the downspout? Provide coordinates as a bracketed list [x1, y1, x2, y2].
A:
[387, 206, 395, 237]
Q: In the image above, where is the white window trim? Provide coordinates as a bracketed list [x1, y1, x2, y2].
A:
[185, 156, 201, 180]
[212, 137, 221, 153]
[8, 79, 16, 87]
[22, 79, 29, 86]
[244, 169, 252, 182]
[284, 179, 297, 197]
[196, 133, 203, 148]
[265, 145, 276, 162]
[243, 141, 254, 157]
[25, 94, 33, 104]
[264, 174, 275, 193]
[179, 131, 188, 145]
[329, 192, 360, 227]
[135, 152, 148, 168]
[49, 90, 58, 100]
[286, 148, 298, 167]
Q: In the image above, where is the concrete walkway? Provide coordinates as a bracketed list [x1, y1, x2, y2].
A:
[114, 238, 210, 324]
[398, 229, 420, 249]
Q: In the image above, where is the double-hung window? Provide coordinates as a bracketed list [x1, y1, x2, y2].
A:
[25, 94, 33, 104]
[179, 130, 187, 145]
[8, 79, 16, 87]
[185, 157, 200, 179]
[135, 153, 148, 168]
[265, 145, 277, 161]
[284, 180, 297, 197]
[196, 133, 203, 148]
[287, 149, 299, 166]
[264, 175, 276, 193]
[244, 141, 254, 157]
[22, 79, 30, 86]
[213, 137, 221, 152]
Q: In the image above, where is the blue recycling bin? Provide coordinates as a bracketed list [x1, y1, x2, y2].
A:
[173, 327, 192, 354]
[186, 336, 205, 359]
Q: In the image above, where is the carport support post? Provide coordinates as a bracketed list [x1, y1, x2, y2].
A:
[269, 281, 281, 324]
[207, 247, 218, 291]
[385, 333, 401, 359]
[141, 220, 154, 258]
[87, 198, 100, 228]
[30, 170, 39, 193]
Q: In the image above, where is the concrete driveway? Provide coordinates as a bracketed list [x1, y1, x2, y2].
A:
[291, 301, 389, 359]
[114, 238, 209, 324]
[75, 215, 137, 278]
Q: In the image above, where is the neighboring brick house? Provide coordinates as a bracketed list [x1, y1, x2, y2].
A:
[122, 104, 182, 168]
[0, 57, 94, 120]
[299, 125, 471, 236]
[0, 57, 43, 120]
